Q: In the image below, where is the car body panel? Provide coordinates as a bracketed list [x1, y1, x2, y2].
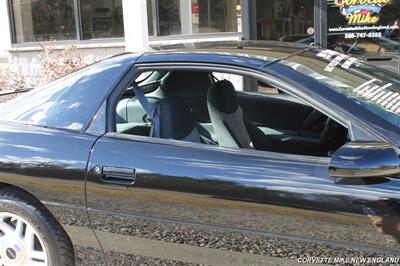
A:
[86, 133, 400, 264]
[0, 122, 92, 206]
[0, 121, 104, 262]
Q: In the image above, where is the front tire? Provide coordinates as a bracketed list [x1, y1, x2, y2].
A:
[0, 187, 75, 266]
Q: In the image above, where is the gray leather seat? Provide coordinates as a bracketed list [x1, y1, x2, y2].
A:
[207, 80, 274, 151]
[158, 71, 213, 99]
[158, 96, 201, 143]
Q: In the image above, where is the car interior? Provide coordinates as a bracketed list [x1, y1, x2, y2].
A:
[115, 70, 349, 157]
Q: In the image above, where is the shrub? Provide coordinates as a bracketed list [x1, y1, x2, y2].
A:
[40, 44, 87, 82]
[0, 44, 90, 92]
[0, 71, 28, 91]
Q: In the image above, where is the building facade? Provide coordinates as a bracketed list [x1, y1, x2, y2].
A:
[0, 0, 399, 83]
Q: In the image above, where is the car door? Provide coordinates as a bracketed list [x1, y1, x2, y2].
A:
[86, 128, 400, 265]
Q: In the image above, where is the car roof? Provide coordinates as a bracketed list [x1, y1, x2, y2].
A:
[149, 40, 311, 51]
[145, 40, 316, 64]
[105, 41, 319, 68]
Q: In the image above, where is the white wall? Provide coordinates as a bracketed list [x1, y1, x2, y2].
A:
[0, 0, 12, 58]
[122, 0, 149, 52]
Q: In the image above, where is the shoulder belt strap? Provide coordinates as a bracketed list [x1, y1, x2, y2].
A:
[132, 85, 160, 138]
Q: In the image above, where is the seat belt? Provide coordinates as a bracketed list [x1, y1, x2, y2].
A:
[132, 85, 160, 138]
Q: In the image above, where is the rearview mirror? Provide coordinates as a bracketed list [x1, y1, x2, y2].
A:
[329, 142, 400, 179]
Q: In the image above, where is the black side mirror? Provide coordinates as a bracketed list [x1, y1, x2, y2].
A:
[329, 142, 400, 179]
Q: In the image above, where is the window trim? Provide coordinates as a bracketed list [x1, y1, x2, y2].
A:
[74, 0, 82, 41]
[7, 0, 15, 44]
[150, 0, 160, 37]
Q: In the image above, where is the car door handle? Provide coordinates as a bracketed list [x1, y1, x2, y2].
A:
[101, 166, 136, 186]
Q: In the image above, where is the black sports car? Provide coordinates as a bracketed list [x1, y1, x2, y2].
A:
[0, 41, 399, 265]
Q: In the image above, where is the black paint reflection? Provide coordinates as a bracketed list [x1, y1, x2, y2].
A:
[87, 135, 400, 260]
[0, 122, 103, 262]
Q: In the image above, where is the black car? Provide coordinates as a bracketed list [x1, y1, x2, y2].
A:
[0, 41, 399, 265]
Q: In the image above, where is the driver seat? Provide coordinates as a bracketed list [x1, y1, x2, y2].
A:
[207, 80, 274, 151]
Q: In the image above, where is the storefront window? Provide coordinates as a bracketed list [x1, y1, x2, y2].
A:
[11, 0, 76, 43]
[80, 0, 124, 40]
[198, 0, 238, 33]
[256, 0, 314, 42]
[10, 0, 124, 43]
[327, 0, 399, 73]
[158, 0, 181, 36]
[147, 0, 154, 36]
[148, 0, 239, 36]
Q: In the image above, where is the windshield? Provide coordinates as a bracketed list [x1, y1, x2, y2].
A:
[283, 49, 400, 128]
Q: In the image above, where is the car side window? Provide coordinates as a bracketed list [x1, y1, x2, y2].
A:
[257, 81, 282, 94]
[113, 69, 348, 158]
[213, 72, 282, 94]
[0, 55, 134, 131]
[212, 72, 244, 91]
[86, 102, 106, 135]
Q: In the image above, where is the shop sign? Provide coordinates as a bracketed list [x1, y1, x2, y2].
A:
[334, 0, 392, 25]
[329, 0, 397, 39]
[192, 3, 199, 25]
[192, 3, 199, 14]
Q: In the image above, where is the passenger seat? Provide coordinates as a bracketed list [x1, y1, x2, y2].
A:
[207, 80, 274, 151]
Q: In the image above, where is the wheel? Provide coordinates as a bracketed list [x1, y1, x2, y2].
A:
[0, 187, 75, 266]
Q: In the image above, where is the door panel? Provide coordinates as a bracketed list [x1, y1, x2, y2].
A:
[86, 134, 400, 264]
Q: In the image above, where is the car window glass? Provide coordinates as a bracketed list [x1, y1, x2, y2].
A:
[256, 81, 281, 94]
[86, 101, 106, 135]
[213, 72, 282, 94]
[212, 72, 243, 91]
[135, 71, 154, 83]
[0, 55, 134, 131]
[114, 69, 347, 158]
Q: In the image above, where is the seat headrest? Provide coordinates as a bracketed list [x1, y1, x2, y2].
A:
[158, 97, 200, 142]
[207, 80, 239, 114]
[160, 71, 213, 98]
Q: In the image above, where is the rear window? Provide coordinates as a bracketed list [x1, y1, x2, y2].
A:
[0, 55, 134, 131]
